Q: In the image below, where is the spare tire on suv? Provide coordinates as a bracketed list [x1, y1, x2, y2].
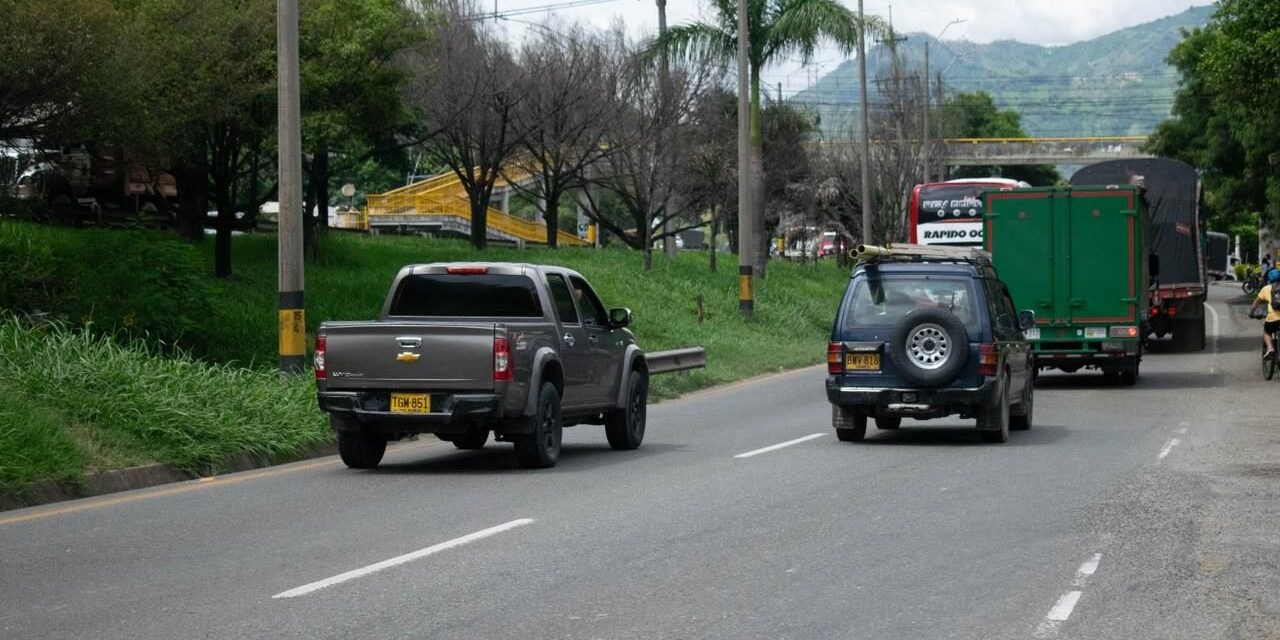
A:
[889, 308, 969, 387]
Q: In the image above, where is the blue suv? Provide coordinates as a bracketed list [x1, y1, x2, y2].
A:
[825, 246, 1036, 443]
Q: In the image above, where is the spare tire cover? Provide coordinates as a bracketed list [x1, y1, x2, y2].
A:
[889, 308, 970, 387]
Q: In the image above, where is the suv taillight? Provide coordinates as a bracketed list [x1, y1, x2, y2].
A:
[314, 336, 327, 380]
[978, 343, 997, 376]
[494, 337, 512, 381]
[827, 342, 844, 374]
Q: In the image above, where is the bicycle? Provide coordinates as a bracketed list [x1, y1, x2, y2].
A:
[1254, 309, 1279, 380]
[1244, 270, 1264, 296]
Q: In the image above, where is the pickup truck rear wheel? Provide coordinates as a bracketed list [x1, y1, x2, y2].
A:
[513, 383, 562, 468]
[337, 431, 386, 469]
[604, 370, 647, 450]
[875, 416, 902, 430]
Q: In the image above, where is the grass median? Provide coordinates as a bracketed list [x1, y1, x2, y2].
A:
[0, 221, 849, 495]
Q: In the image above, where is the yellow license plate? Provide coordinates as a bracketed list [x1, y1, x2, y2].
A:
[845, 353, 880, 370]
[390, 393, 431, 414]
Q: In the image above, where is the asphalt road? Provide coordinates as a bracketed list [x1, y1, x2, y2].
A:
[3, 284, 1278, 639]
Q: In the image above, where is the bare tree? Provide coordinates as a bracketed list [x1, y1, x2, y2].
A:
[505, 24, 621, 248]
[405, 3, 522, 249]
[583, 33, 716, 269]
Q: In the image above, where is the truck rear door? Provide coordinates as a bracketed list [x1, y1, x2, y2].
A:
[985, 189, 1056, 325]
[323, 322, 497, 390]
[1065, 189, 1138, 325]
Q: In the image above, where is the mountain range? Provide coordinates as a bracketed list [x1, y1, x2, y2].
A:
[791, 5, 1215, 138]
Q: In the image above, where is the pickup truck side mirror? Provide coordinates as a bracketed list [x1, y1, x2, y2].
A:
[609, 307, 633, 329]
[1018, 310, 1036, 331]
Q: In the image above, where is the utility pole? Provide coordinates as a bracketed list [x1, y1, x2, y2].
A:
[857, 0, 873, 245]
[277, 0, 305, 374]
[737, 0, 753, 316]
[658, 0, 677, 259]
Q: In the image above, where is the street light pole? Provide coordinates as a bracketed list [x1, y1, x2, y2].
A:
[737, 0, 753, 316]
[277, 0, 305, 374]
[857, 0, 872, 245]
[923, 19, 964, 185]
[658, 0, 677, 259]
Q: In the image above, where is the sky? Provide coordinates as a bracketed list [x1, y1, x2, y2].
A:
[487, 0, 1215, 96]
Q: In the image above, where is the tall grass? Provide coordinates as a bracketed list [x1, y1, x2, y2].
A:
[0, 319, 329, 485]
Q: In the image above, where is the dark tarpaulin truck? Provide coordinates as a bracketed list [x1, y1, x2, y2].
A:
[983, 186, 1151, 384]
[1070, 159, 1207, 351]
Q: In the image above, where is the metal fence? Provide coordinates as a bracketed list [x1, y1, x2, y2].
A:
[648, 347, 706, 375]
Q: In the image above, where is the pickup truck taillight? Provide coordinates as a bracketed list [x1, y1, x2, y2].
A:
[314, 336, 327, 380]
[493, 338, 512, 381]
[978, 343, 997, 376]
[827, 342, 844, 375]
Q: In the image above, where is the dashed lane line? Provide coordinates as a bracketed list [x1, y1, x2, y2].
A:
[734, 433, 825, 459]
[1158, 438, 1182, 461]
[273, 518, 535, 599]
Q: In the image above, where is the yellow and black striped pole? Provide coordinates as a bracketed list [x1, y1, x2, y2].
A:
[735, 0, 754, 317]
[277, 0, 306, 373]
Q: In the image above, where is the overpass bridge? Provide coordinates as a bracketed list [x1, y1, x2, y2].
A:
[822, 136, 1153, 165]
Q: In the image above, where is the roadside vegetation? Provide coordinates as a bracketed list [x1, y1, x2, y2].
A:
[0, 220, 849, 495]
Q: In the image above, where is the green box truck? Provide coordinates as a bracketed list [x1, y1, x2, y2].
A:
[983, 186, 1151, 384]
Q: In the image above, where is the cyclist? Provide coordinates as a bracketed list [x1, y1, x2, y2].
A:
[1250, 268, 1280, 359]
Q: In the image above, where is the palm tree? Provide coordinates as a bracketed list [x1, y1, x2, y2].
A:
[651, 0, 885, 268]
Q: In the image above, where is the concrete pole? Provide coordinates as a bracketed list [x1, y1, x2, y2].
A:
[277, 0, 305, 374]
[857, 0, 873, 245]
[737, 0, 753, 316]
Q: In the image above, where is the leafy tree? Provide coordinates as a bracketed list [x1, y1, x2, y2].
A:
[653, 0, 885, 274]
[941, 91, 1059, 186]
[299, 0, 425, 249]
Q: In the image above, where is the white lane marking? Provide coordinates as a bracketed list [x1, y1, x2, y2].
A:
[1177, 427, 1188, 435]
[1158, 438, 1182, 461]
[1204, 301, 1220, 337]
[734, 433, 825, 459]
[1073, 553, 1102, 586]
[273, 519, 535, 599]
[1047, 591, 1083, 621]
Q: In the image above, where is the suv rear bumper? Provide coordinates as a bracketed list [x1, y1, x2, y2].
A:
[319, 391, 503, 434]
[825, 377, 998, 417]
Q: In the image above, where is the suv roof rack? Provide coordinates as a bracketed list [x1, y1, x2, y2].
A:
[854, 243, 992, 266]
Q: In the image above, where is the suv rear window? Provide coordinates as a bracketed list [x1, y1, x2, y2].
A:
[388, 274, 542, 317]
[843, 276, 981, 331]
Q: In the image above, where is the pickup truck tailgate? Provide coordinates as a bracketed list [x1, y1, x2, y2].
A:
[324, 321, 496, 390]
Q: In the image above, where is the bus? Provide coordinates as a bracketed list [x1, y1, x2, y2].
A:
[908, 178, 1029, 247]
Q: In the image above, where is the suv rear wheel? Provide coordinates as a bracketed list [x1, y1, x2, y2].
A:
[337, 430, 387, 468]
[977, 379, 1010, 443]
[833, 405, 867, 442]
[875, 416, 902, 430]
[1010, 380, 1033, 431]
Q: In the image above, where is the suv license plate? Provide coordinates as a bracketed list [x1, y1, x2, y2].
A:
[390, 393, 431, 414]
[845, 353, 880, 371]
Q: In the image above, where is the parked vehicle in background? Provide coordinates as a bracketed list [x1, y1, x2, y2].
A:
[13, 145, 177, 226]
[826, 244, 1036, 444]
[817, 231, 845, 258]
[315, 263, 649, 469]
[1206, 231, 1230, 281]
[984, 185, 1150, 384]
[908, 178, 1031, 247]
[1071, 159, 1206, 351]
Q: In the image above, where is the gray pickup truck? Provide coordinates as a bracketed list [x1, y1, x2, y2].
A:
[315, 263, 649, 469]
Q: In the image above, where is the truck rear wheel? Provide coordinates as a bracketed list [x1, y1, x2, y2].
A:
[513, 383, 562, 468]
[337, 431, 386, 469]
[604, 369, 647, 450]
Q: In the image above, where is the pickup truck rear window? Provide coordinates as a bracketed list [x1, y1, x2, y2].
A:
[388, 274, 543, 317]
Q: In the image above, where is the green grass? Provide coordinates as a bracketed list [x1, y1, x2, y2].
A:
[0, 221, 849, 493]
[202, 233, 850, 398]
[0, 319, 330, 495]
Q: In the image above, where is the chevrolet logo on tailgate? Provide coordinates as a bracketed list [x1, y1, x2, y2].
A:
[396, 352, 420, 363]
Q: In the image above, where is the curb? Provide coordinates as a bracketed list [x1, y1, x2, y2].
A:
[0, 441, 341, 513]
